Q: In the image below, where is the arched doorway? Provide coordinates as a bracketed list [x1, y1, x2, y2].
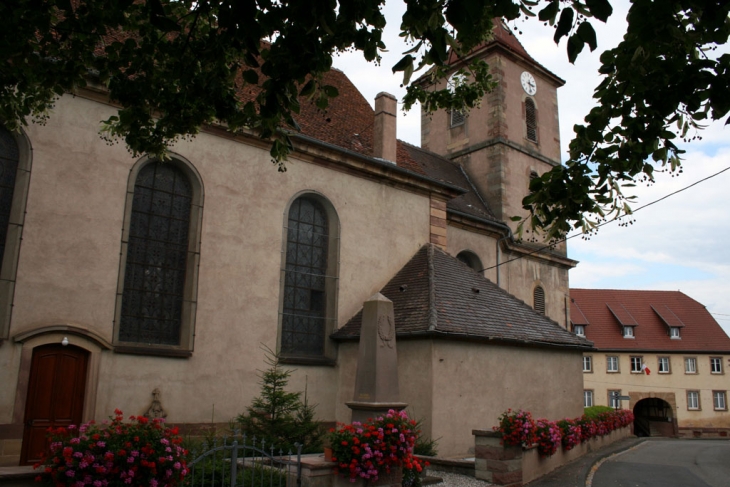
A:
[20, 344, 89, 464]
[633, 397, 676, 437]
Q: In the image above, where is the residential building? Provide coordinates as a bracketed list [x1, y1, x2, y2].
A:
[572, 289, 730, 437]
[0, 22, 592, 465]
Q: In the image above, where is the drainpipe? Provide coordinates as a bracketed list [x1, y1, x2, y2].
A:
[496, 229, 513, 289]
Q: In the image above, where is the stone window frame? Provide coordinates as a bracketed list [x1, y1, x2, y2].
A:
[524, 97, 538, 143]
[608, 389, 622, 409]
[658, 356, 671, 374]
[686, 390, 701, 410]
[113, 155, 204, 357]
[582, 355, 592, 373]
[606, 355, 619, 373]
[630, 355, 643, 373]
[713, 391, 727, 411]
[684, 356, 698, 374]
[583, 390, 594, 408]
[277, 191, 340, 366]
[710, 357, 723, 374]
[533, 285, 545, 315]
[0, 126, 32, 341]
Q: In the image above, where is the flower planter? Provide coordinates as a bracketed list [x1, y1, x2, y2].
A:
[324, 447, 334, 462]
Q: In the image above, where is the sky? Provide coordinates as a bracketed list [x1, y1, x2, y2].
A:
[332, 1, 730, 337]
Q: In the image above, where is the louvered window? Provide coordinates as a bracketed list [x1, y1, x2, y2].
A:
[533, 286, 545, 314]
[0, 126, 19, 275]
[450, 109, 465, 127]
[525, 98, 537, 142]
[281, 197, 330, 356]
[119, 162, 192, 346]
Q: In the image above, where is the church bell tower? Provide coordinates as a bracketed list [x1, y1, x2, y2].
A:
[421, 21, 565, 234]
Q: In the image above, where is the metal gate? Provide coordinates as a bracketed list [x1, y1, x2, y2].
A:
[187, 434, 302, 487]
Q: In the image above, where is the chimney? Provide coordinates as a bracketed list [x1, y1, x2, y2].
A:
[373, 92, 397, 163]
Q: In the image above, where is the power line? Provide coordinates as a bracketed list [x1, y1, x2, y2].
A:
[482, 165, 730, 271]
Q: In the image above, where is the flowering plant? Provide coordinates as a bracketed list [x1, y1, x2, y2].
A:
[555, 419, 581, 451]
[35, 410, 188, 487]
[493, 409, 538, 448]
[494, 409, 635, 458]
[328, 410, 427, 482]
[534, 419, 560, 457]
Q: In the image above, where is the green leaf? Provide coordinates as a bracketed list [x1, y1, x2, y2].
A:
[585, 0, 613, 23]
[391, 54, 414, 74]
[553, 8, 574, 44]
[576, 22, 597, 51]
[538, 0, 559, 22]
[242, 70, 259, 85]
[567, 34, 585, 64]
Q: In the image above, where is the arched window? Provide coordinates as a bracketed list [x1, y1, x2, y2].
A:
[280, 194, 339, 361]
[456, 250, 483, 273]
[533, 285, 546, 315]
[114, 158, 203, 355]
[0, 125, 31, 339]
[525, 98, 538, 142]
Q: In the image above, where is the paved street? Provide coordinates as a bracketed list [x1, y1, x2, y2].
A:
[592, 439, 730, 487]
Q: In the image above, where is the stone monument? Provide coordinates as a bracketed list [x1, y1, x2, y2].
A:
[346, 293, 407, 423]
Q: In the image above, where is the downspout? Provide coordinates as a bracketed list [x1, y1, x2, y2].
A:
[496, 231, 512, 289]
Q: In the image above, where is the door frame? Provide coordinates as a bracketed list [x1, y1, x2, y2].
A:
[20, 343, 89, 464]
[11, 327, 108, 463]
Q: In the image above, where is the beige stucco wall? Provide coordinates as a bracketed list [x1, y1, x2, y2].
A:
[431, 341, 584, 457]
[446, 225, 498, 282]
[583, 352, 730, 428]
[337, 339, 584, 458]
[0, 93, 431, 429]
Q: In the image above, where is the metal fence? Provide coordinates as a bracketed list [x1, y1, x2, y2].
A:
[187, 434, 302, 487]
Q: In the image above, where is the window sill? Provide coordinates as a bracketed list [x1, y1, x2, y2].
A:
[687, 408, 701, 411]
[714, 408, 728, 412]
[279, 355, 336, 367]
[658, 371, 671, 374]
[114, 345, 192, 358]
[607, 370, 620, 374]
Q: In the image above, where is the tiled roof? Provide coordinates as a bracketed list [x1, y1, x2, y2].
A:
[570, 289, 730, 352]
[445, 20, 564, 85]
[333, 244, 592, 350]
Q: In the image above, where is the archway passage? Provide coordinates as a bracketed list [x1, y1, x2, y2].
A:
[20, 344, 88, 464]
[633, 397, 675, 437]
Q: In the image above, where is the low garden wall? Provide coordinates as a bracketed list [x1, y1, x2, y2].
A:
[473, 426, 630, 486]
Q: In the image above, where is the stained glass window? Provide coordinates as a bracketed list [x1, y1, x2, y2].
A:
[0, 126, 19, 273]
[281, 197, 329, 356]
[119, 161, 192, 345]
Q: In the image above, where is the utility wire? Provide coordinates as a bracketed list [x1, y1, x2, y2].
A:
[482, 165, 730, 271]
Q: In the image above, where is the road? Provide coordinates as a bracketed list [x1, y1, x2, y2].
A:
[592, 439, 730, 487]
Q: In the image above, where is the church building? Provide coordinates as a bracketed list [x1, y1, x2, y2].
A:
[0, 22, 591, 465]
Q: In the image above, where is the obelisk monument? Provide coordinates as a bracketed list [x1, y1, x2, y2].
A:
[346, 293, 407, 423]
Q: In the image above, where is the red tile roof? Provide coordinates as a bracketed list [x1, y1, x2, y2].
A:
[570, 289, 730, 352]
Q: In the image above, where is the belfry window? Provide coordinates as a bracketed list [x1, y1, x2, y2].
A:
[533, 285, 545, 314]
[525, 98, 538, 142]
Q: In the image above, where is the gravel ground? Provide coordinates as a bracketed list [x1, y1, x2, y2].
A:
[425, 470, 493, 487]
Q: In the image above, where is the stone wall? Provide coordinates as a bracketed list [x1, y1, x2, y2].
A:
[473, 426, 632, 487]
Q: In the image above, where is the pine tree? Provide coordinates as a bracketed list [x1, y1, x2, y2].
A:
[236, 348, 322, 454]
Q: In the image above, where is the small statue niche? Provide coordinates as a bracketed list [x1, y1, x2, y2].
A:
[144, 388, 168, 419]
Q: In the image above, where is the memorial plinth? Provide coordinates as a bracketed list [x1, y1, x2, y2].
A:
[346, 293, 407, 423]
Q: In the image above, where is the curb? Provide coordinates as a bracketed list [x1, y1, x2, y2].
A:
[584, 438, 647, 487]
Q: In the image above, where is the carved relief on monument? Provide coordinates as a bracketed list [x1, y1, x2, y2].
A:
[144, 388, 168, 419]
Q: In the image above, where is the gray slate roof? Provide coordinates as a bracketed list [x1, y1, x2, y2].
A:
[332, 244, 593, 350]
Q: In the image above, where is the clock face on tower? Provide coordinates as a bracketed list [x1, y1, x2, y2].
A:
[521, 71, 537, 96]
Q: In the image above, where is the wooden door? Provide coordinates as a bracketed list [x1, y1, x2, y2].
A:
[20, 344, 88, 465]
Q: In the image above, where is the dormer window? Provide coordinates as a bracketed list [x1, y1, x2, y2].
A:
[574, 325, 585, 337]
[670, 327, 681, 339]
[623, 326, 634, 338]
